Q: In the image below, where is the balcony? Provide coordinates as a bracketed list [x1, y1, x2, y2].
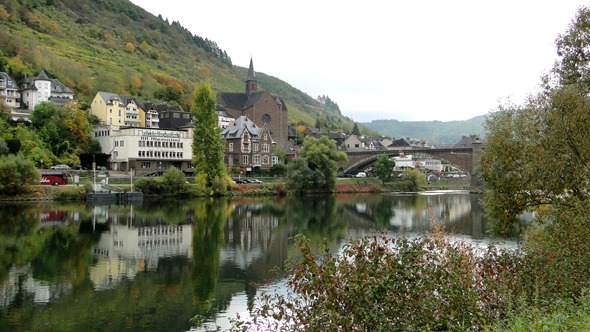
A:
[0, 90, 17, 97]
[125, 108, 139, 115]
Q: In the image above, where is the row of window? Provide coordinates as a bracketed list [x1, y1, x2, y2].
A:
[228, 142, 270, 153]
[138, 141, 184, 148]
[231, 154, 278, 165]
[138, 150, 184, 159]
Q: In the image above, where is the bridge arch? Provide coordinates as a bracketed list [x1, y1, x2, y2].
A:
[341, 147, 477, 176]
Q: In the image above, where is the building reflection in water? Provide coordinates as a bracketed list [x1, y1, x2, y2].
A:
[89, 204, 193, 291]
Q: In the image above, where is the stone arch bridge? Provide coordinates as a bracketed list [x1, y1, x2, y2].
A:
[341, 142, 484, 187]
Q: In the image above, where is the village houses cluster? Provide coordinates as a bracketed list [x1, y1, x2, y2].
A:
[1, 59, 474, 175]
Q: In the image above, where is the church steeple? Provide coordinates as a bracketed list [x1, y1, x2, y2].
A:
[245, 57, 257, 96]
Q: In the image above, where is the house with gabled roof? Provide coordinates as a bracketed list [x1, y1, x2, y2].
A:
[302, 126, 322, 138]
[0, 72, 20, 109]
[343, 134, 365, 151]
[216, 58, 290, 154]
[18, 70, 76, 110]
[221, 115, 277, 171]
[90, 91, 141, 127]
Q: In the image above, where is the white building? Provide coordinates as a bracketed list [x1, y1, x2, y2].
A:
[18, 70, 76, 110]
[417, 159, 442, 172]
[93, 125, 194, 175]
[393, 154, 414, 170]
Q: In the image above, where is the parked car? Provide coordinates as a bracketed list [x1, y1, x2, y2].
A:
[248, 179, 263, 184]
[50, 164, 71, 170]
[356, 172, 367, 178]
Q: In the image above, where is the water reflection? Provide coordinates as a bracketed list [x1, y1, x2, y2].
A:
[0, 192, 512, 331]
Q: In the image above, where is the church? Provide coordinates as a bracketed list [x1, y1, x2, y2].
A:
[216, 59, 291, 151]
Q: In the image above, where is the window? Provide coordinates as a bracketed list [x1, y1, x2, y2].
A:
[253, 155, 261, 164]
[263, 156, 270, 165]
[228, 143, 233, 152]
[242, 155, 249, 165]
[253, 143, 259, 152]
[262, 144, 270, 152]
[272, 156, 279, 165]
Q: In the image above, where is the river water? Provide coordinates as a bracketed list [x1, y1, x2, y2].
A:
[0, 191, 517, 331]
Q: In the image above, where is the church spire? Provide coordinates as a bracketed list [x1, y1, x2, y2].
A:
[245, 57, 257, 96]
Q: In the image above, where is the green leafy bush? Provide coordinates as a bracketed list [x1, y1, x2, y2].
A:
[0, 154, 39, 195]
[237, 231, 518, 331]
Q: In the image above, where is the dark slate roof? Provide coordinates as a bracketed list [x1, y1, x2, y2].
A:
[136, 100, 155, 111]
[246, 58, 256, 82]
[216, 108, 234, 118]
[154, 102, 181, 112]
[19, 70, 74, 95]
[217, 91, 288, 112]
[37, 70, 50, 80]
[97, 91, 119, 103]
[118, 95, 138, 105]
[328, 131, 346, 139]
[454, 135, 480, 147]
[218, 92, 249, 109]
[0, 72, 17, 88]
[288, 125, 298, 138]
[221, 115, 265, 139]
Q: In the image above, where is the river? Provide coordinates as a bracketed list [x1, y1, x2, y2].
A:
[0, 191, 517, 331]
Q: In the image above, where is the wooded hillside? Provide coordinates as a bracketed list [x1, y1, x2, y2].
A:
[0, 0, 358, 132]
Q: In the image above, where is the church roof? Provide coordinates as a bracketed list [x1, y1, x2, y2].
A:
[217, 91, 288, 112]
[246, 57, 256, 82]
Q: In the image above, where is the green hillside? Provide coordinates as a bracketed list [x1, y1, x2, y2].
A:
[0, 0, 358, 132]
[363, 115, 487, 145]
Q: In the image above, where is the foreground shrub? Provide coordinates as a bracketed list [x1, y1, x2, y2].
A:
[134, 178, 165, 195]
[233, 231, 519, 331]
[0, 154, 39, 195]
[514, 202, 590, 305]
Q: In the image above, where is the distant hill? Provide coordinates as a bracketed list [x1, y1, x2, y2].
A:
[362, 115, 487, 145]
[0, 0, 364, 133]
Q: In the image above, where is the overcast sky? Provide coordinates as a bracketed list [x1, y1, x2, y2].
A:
[131, 1, 587, 122]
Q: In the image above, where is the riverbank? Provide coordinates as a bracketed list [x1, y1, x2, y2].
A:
[0, 176, 473, 201]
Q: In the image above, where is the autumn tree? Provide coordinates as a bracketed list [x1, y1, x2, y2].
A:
[190, 81, 226, 194]
[480, 86, 590, 226]
[553, 6, 590, 90]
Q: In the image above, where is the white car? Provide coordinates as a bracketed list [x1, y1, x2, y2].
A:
[50, 164, 71, 170]
[356, 172, 367, 178]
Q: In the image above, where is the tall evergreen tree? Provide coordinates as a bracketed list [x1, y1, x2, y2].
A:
[190, 81, 226, 190]
[352, 122, 361, 136]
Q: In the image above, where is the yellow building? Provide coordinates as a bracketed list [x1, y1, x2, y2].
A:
[90, 91, 143, 127]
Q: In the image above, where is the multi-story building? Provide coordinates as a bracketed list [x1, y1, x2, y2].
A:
[154, 102, 191, 129]
[217, 58, 292, 153]
[92, 125, 194, 175]
[135, 100, 160, 128]
[221, 115, 278, 172]
[0, 72, 20, 109]
[90, 92, 142, 127]
[18, 70, 76, 110]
